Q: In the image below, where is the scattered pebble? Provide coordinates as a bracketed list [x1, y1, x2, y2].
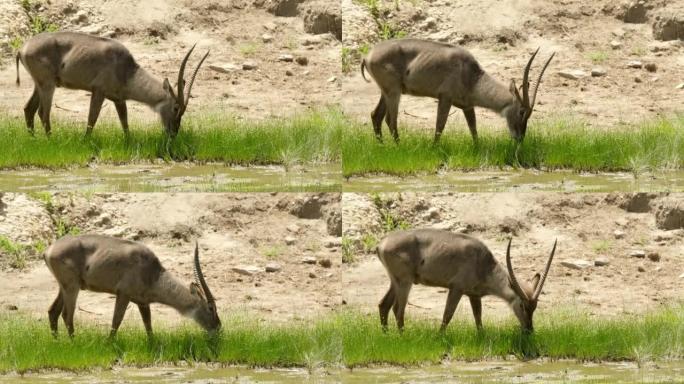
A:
[309, 272, 317, 279]
[4, 304, 18, 311]
[627, 60, 643, 68]
[676, 83, 684, 90]
[324, 238, 341, 248]
[262, 33, 274, 43]
[557, 69, 587, 80]
[319, 258, 332, 268]
[629, 250, 646, 258]
[302, 256, 317, 264]
[638, 266, 646, 273]
[295, 56, 309, 66]
[594, 258, 610, 267]
[277, 54, 294, 62]
[287, 224, 300, 233]
[634, 76, 642, 83]
[285, 70, 293, 76]
[644, 63, 657, 72]
[242, 61, 258, 70]
[610, 40, 622, 49]
[232, 266, 261, 276]
[327, 76, 337, 83]
[265, 263, 281, 273]
[561, 259, 592, 270]
[613, 230, 625, 239]
[647, 252, 661, 262]
[591, 67, 607, 77]
[285, 236, 296, 245]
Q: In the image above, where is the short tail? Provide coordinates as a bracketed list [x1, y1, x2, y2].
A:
[360, 58, 370, 83]
[15, 52, 20, 86]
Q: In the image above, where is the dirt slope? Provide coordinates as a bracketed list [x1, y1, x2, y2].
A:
[0, 0, 341, 125]
[343, 192, 684, 323]
[0, 192, 342, 327]
[343, 0, 683, 134]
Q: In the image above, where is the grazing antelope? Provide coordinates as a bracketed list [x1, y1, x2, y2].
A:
[44, 235, 220, 337]
[376, 229, 556, 332]
[15, 32, 209, 137]
[361, 39, 555, 143]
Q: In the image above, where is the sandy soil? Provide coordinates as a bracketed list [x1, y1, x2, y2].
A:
[342, 0, 683, 135]
[0, 192, 342, 327]
[342, 192, 684, 323]
[0, 0, 341, 126]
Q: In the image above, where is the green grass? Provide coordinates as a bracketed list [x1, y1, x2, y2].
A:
[1, 307, 683, 372]
[0, 109, 341, 168]
[342, 116, 684, 177]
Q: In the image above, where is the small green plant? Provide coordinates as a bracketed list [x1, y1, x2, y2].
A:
[379, 21, 406, 40]
[341, 236, 355, 264]
[587, 51, 608, 64]
[55, 219, 81, 238]
[341, 47, 352, 73]
[262, 246, 283, 259]
[361, 233, 378, 253]
[28, 191, 54, 212]
[591, 239, 611, 254]
[239, 42, 260, 57]
[0, 235, 32, 269]
[9, 36, 24, 52]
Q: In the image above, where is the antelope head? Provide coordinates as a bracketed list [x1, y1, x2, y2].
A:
[505, 238, 556, 332]
[189, 242, 221, 332]
[505, 48, 555, 142]
[159, 44, 209, 138]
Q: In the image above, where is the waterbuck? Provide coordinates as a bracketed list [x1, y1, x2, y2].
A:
[15, 32, 209, 137]
[377, 229, 556, 332]
[44, 235, 220, 337]
[361, 39, 554, 143]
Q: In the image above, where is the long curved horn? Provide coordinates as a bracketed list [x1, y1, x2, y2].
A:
[193, 242, 215, 304]
[176, 44, 197, 110]
[506, 238, 529, 301]
[529, 52, 555, 110]
[180, 50, 210, 115]
[521, 48, 539, 109]
[532, 239, 557, 300]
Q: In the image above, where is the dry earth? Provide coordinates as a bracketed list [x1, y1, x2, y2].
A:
[343, 0, 684, 135]
[343, 192, 684, 324]
[0, 192, 342, 327]
[0, 0, 341, 125]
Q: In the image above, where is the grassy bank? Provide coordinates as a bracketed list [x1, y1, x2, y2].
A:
[342, 116, 684, 176]
[1, 306, 683, 372]
[0, 109, 342, 168]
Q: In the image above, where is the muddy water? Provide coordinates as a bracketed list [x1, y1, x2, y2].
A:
[4, 361, 683, 383]
[0, 163, 341, 192]
[345, 170, 684, 192]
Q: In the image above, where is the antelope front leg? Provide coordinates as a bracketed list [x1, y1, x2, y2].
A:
[114, 101, 129, 136]
[86, 90, 105, 136]
[463, 108, 477, 142]
[137, 304, 152, 336]
[110, 294, 130, 337]
[440, 288, 462, 332]
[434, 96, 451, 143]
[468, 296, 483, 331]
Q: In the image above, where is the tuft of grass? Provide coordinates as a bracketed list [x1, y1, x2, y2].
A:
[341, 236, 355, 264]
[342, 116, 684, 176]
[1, 307, 683, 372]
[0, 109, 342, 169]
[592, 239, 612, 253]
[587, 50, 609, 64]
[341, 306, 684, 366]
[239, 42, 261, 57]
[55, 219, 80, 238]
[0, 235, 45, 270]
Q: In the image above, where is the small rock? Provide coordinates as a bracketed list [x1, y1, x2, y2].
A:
[302, 256, 317, 264]
[634, 76, 642, 83]
[265, 263, 281, 273]
[610, 40, 622, 49]
[613, 229, 625, 239]
[421, 17, 437, 30]
[309, 272, 317, 279]
[295, 56, 309, 66]
[324, 238, 341, 248]
[557, 69, 588, 80]
[561, 260, 592, 270]
[277, 54, 294, 62]
[4, 304, 18, 311]
[676, 83, 684, 90]
[644, 63, 657, 72]
[210, 63, 241, 73]
[424, 207, 440, 221]
[647, 252, 660, 262]
[327, 76, 337, 83]
[262, 33, 274, 43]
[637, 266, 646, 272]
[679, 272, 684, 279]
[629, 250, 646, 258]
[627, 60, 643, 68]
[454, 226, 469, 233]
[285, 236, 296, 245]
[591, 67, 607, 77]
[594, 258, 610, 267]
[102, 30, 116, 38]
[300, 35, 324, 46]
[242, 61, 258, 70]
[285, 70, 293, 76]
[287, 224, 300, 233]
[319, 258, 332, 268]
[232, 266, 261, 276]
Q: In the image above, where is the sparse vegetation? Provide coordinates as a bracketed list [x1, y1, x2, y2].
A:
[592, 239, 612, 253]
[372, 193, 411, 232]
[1, 306, 683, 371]
[239, 42, 261, 57]
[341, 236, 355, 264]
[0, 109, 342, 168]
[587, 50, 609, 64]
[0, 235, 44, 270]
[342, 115, 684, 176]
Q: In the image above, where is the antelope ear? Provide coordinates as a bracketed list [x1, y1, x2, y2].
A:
[163, 78, 177, 99]
[509, 79, 522, 103]
[530, 273, 541, 290]
[189, 282, 201, 295]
